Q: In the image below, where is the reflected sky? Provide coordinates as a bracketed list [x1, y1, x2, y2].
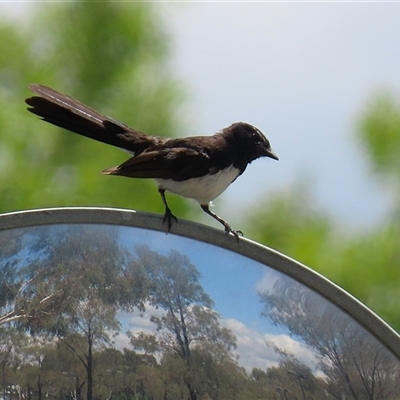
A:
[118, 226, 282, 332]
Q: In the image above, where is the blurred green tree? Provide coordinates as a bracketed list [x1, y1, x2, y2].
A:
[0, 1, 189, 218]
[244, 91, 400, 332]
[358, 92, 400, 188]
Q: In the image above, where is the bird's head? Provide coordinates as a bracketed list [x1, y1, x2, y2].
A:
[228, 122, 278, 163]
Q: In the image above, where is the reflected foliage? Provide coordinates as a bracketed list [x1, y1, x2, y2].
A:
[0, 225, 147, 400]
[0, 225, 144, 329]
[0, 225, 245, 400]
[129, 246, 237, 400]
[0, 224, 399, 400]
[251, 359, 326, 399]
[259, 276, 400, 399]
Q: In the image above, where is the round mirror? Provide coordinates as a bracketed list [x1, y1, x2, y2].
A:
[1, 208, 399, 399]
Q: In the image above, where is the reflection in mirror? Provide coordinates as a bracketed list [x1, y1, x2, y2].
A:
[1, 223, 399, 400]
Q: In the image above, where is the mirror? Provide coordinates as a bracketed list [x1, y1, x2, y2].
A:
[1, 208, 399, 400]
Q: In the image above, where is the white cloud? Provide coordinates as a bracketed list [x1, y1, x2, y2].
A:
[113, 331, 131, 351]
[113, 305, 161, 354]
[222, 318, 319, 373]
[255, 269, 280, 294]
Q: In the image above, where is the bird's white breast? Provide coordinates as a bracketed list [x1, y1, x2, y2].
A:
[155, 165, 240, 205]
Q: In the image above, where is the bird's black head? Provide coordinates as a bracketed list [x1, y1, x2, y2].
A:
[227, 122, 278, 163]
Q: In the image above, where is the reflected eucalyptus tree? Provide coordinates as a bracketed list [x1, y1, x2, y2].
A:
[0, 225, 147, 400]
[259, 275, 400, 399]
[129, 246, 237, 400]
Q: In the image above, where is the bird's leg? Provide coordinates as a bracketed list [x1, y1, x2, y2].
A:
[158, 188, 178, 230]
[200, 204, 243, 240]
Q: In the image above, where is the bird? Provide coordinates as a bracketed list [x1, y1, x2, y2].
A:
[25, 84, 278, 239]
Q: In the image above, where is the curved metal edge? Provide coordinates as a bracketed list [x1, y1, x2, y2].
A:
[1, 206, 399, 360]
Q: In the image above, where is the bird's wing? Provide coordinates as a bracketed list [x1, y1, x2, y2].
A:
[25, 84, 165, 153]
[102, 146, 214, 181]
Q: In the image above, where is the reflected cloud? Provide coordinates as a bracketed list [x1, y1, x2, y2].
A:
[264, 333, 319, 370]
[223, 318, 279, 370]
[222, 318, 319, 373]
[255, 269, 280, 293]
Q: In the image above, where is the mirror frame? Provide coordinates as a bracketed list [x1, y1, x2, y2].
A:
[1, 206, 399, 361]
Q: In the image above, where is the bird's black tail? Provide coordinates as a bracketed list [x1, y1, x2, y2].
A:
[25, 84, 163, 153]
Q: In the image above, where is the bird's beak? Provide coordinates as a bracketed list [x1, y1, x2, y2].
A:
[266, 149, 279, 161]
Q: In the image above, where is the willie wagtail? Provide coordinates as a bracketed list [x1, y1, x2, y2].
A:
[25, 84, 278, 238]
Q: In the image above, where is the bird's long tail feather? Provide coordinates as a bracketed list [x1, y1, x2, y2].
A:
[25, 84, 163, 153]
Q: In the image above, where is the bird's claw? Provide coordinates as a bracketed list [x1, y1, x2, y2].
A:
[224, 226, 244, 241]
[163, 208, 178, 231]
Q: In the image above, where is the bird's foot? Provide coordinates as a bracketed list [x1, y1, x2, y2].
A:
[224, 225, 244, 241]
[162, 208, 178, 231]
[200, 204, 243, 242]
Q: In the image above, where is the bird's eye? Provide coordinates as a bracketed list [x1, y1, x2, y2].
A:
[250, 131, 259, 142]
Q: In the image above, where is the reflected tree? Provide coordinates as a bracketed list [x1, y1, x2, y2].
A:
[252, 358, 325, 400]
[1, 227, 244, 400]
[94, 347, 125, 400]
[259, 276, 400, 399]
[0, 228, 32, 326]
[0, 225, 147, 400]
[0, 326, 27, 400]
[129, 246, 237, 400]
[17, 341, 64, 400]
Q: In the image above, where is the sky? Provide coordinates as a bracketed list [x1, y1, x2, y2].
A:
[158, 2, 400, 229]
[2, 2, 400, 231]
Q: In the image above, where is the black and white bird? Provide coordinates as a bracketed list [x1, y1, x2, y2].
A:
[25, 84, 278, 238]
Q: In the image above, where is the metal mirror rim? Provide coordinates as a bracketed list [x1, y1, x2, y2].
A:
[0, 206, 399, 360]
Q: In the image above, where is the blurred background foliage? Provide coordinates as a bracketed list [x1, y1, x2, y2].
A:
[0, 1, 399, 332]
[0, 2, 189, 215]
